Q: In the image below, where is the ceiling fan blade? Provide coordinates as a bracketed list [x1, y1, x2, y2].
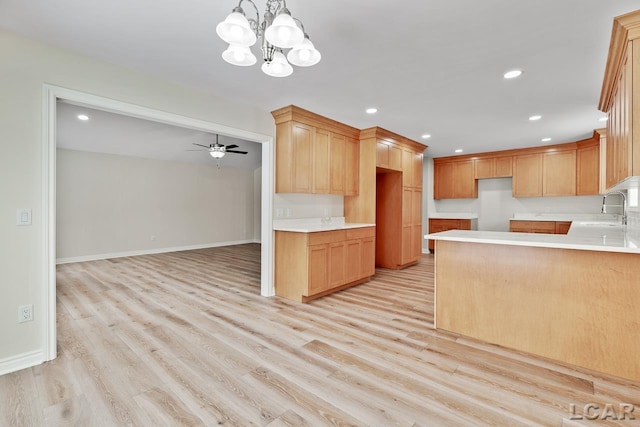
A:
[226, 150, 248, 154]
[225, 144, 238, 150]
[192, 143, 211, 149]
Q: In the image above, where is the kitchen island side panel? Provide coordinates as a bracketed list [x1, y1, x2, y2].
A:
[435, 240, 640, 382]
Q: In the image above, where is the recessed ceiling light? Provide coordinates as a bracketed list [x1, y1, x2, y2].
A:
[77, 114, 89, 121]
[541, 137, 552, 142]
[503, 70, 523, 79]
[421, 134, 431, 139]
[599, 117, 608, 122]
[529, 115, 542, 121]
[454, 149, 463, 153]
[366, 108, 378, 114]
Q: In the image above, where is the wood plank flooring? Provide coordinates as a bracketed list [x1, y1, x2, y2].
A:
[1, 243, 639, 426]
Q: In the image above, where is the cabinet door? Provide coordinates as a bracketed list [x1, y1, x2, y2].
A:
[345, 137, 359, 196]
[513, 154, 543, 197]
[413, 152, 423, 188]
[312, 128, 331, 194]
[292, 122, 313, 193]
[428, 218, 461, 250]
[494, 156, 513, 177]
[330, 133, 346, 195]
[577, 143, 600, 195]
[275, 121, 293, 193]
[434, 161, 454, 199]
[453, 160, 477, 198]
[361, 237, 376, 277]
[389, 144, 403, 171]
[376, 141, 390, 168]
[402, 149, 413, 187]
[345, 239, 362, 283]
[401, 226, 413, 266]
[328, 242, 346, 288]
[307, 244, 329, 295]
[555, 221, 572, 235]
[543, 150, 576, 196]
[411, 189, 422, 261]
[475, 158, 494, 179]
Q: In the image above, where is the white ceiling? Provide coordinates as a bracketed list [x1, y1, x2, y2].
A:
[57, 102, 262, 170]
[2, 0, 638, 158]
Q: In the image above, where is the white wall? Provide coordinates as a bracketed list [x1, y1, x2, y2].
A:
[56, 149, 258, 261]
[0, 29, 273, 365]
[273, 194, 343, 219]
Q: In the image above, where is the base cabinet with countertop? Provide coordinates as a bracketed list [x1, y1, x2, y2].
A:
[509, 220, 572, 234]
[428, 216, 478, 251]
[275, 226, 376, 302]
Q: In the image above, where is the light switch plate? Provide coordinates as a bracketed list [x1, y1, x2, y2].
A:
[16, 209, 32, 226]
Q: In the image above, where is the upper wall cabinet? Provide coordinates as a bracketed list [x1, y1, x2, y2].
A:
[272, 106, 361, 195]
[434, 136, 602, 199]
[599, 10, 640, 190]
[434, 158, 477, 199]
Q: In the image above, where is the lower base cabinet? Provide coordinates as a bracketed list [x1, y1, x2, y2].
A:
[428, 218, 474, 251]
[275, 227, 376, 302]
[509, 220, 572, 234]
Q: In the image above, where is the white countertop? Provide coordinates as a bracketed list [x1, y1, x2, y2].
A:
[426, 220, 640, 254]
[510, 213, 620, 222]
[429, 212, 478, 220]
[273, 217, 375, 233]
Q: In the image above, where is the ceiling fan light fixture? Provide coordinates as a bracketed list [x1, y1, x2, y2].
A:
[216, 9, 256, 46]
[210, 149, 225, 159]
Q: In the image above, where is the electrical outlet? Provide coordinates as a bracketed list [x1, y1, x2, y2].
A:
[150, 235, 156, 241]
[18, 304, 33, 323]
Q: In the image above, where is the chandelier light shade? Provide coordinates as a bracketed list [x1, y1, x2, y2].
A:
[216, 0, 320, 77]
[261, 51, 293, 77]
[222, 44, 257, 66]
[287, 35, 321, 66]
[216, 10, 257, 46]
[264, 9, 304, 48]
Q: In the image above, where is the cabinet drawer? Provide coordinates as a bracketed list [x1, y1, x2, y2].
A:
[346, 226, 375, 240]
[308, 230, 346, 245]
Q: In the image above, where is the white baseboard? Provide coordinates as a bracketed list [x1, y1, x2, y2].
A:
[56, 239, 259, 264]
[0, 349, 44, 376]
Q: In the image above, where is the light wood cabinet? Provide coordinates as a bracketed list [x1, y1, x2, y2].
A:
[400, 188, 423, 265]
[543, 150, 576, 197]
[599, 12, 640, 190]
[345, 137, 359, 196]
[272, 106, 360, 195]
[275, 227, 376, 302]
[512, 149, 576, 198]
[329, 133, 346, 195]
[513, 153, 543, 197]
[427, 218, 473, 251]
[509, 220, 571, 234]
[376, 141, 402, 170]
[312, 127, 330, 193]
[475, 156, 513, 179]
[576, 137, 600, 195]
[434, 159, 477, 199]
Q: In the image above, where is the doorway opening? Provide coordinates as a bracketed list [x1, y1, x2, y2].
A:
[42, 85, 275, 361]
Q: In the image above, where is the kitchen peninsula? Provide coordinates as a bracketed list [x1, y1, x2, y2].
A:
[428, 221, 640, 381]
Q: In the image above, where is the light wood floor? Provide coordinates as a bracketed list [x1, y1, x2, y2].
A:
[1, 244, 639, 426]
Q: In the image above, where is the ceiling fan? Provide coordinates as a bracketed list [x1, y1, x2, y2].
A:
[190, 134, 248, 159]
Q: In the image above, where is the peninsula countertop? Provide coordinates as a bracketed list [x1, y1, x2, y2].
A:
[274, 217, 375, 233]
[426, 219, 640, 254]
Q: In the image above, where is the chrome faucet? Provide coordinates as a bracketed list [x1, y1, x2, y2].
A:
[601, 191, 627, 226]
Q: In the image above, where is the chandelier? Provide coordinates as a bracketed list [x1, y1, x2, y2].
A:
[216, 0, 321, 77]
